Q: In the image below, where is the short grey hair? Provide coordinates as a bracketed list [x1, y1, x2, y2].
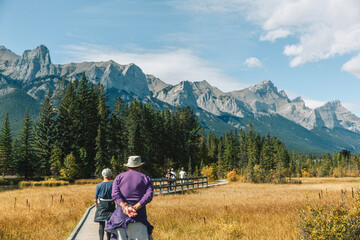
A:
[102, 168, 112, 178]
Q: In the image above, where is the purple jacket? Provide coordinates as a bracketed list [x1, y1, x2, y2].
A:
[105, 170, 154, 235]
[112, 170, 153, 206]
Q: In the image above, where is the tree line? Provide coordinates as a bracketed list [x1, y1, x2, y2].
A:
[0, 73, 358, 182]
[0, 74, 201, 179]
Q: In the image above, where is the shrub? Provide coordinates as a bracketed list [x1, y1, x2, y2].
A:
[18, 180, 69, 188]
[299, 194, 360, 239]
[19, 181, 31, 187]
[227, 169, 239, 182]
[201, 165, 217, 181]
[74, 179, 102, 185]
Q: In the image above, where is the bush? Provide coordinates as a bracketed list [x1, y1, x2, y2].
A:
[19, 181, 31, 187]
[299, 194, 360, 239]
[201, 165, 218, 181]
[74, 179, 102, 185]
[227, 169, 239, 182]
[18, 180, 69, 188]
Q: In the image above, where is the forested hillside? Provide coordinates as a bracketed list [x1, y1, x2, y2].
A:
[0, 74, 359, 182]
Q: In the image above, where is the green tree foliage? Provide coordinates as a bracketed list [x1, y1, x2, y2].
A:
[12, 74, 360, 181]
[64, 152, 78, 180]
[94, 84, 111, 176]
[49, 140, 63, 177]
[299, 196, 360, 239]
[16, 109, 38, 178]
[0, 113, 12, 176]
[35, 91, 56, 176]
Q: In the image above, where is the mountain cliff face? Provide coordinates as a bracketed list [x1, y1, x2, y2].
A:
[1, 45, 151, 100]
[1, 45, 360, 153]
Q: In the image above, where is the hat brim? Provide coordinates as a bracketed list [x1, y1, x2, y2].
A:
[124, 162, 145, 168]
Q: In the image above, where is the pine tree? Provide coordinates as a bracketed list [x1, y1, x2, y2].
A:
[0, 113, 12, 176]
[49, 141, 63, 177]
[109, 97, 127, 166]
[94, 84, 110, 176]
[126, 99, 144, 155]
[188, 157, 192, 176]
[64, 152, 78, 180]
[11, 139, 20, 175]
[16, 109, 38, 178]
[35, 91, 56, 176]
[56, 81, 76, 156]
[72, 74, 99, 177]
[259, 133, 275, 172]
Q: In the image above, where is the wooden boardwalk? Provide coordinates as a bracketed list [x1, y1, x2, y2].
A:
[67, 179, 228, 240]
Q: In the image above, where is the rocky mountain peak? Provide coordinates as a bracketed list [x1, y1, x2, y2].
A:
[5, 45, 54, 81]
[249, 80, 277, 94]
[21, 45, 51, 65]
[0, 46, 20, 69]
[122, 63, 144, 78]
[292, 96, 304, 103]
[323, 100, 342, 108]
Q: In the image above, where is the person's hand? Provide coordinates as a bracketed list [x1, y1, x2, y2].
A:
[133, 202, 142, 211]
[123, 205, 138, 218]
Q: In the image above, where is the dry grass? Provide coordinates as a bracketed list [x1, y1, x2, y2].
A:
[0, 184, 95, 239]
[1, 178, 360, 239]
[148, 177, 360, 240]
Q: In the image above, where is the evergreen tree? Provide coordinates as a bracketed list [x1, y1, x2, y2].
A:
[259, 133, 275, 172]
[109, 97, 127, 166]
[188, 157, 192, 176]
[72, 74, 99, 177]
[64, 152, 78, 180]
[94, 84, 110, 176]
[0, 113, 12, 176]
[237, 128, 248, 169]
[56, 81, 76, 156]
[35, 91, 56, 176]
[49, 141, 63, 177]
[11, 139, 20, 175]
[16, 109, 38, 178]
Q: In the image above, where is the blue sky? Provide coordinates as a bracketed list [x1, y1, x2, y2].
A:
[1, 0, 360, 116]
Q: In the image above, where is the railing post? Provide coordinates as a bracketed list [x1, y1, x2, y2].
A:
[167, 179, 170, 194]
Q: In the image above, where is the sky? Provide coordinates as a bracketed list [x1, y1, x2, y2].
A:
[1, 0, 360, 116]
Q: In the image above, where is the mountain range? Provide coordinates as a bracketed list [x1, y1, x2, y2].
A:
[1, 45, 360, 154]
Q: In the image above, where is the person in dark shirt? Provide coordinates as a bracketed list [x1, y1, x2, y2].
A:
[94, 168, 115, 240]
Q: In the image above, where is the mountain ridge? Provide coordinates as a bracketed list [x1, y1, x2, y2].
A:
[0, 44, 359, 153]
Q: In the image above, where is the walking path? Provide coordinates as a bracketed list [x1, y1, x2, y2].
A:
[67, 179, 229, 240]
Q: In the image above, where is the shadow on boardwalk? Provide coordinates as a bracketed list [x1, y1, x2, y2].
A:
[67, 179, 228, 240]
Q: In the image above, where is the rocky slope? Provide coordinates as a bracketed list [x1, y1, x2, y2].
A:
[1, 44, 360, 152]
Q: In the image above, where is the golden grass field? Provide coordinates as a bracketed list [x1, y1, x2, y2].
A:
[1, 177, 360, 239]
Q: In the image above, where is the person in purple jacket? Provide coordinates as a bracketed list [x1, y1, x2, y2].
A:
[105, 156, 154, 240]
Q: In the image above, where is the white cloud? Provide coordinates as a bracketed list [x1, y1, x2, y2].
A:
[243, 57, 262, 68]
[341, 54, 360, 78]
[260, 29, 291, 42]
[61, 43, 247, 92]
[173, 0, 360, 77]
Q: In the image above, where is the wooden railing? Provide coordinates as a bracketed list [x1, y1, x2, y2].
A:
[152, 176, 208, 194]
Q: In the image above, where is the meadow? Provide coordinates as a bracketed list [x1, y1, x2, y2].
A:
[1, 178, 360, 239]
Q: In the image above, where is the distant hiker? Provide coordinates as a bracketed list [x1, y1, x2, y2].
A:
[170, 168, 176, 179]
[94, 168, 116, 240]
[179, 167, 186, 183]
[105, 156, 154, 240]
[165, 169, 172, 179]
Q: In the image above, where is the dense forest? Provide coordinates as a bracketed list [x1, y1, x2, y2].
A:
[0, 73, 359, 182]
